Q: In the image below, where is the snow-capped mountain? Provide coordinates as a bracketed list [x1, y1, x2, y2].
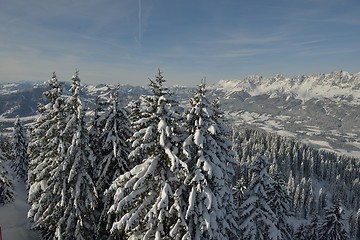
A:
[212, 71, 360, 103]
[208, 71, 360, 157]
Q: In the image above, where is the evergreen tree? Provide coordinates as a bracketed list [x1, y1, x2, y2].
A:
[302, 178, 313, 219]
[11, 117, 29, 179]
[183, 84, 238, 239]
[106, 70, 188, 239]
[0, 134, 12, 159]
[88, 95, 109, 172]
[27, 72, 67, 239]
[238, 155, 280, 240]
[93, 87, 133, 238]
[268, 172, 293, 239]
[52, 71, 98, 239]
[318, 201, 349, 240]
[348, 211, 356, 240]
[29, 71, 97, 239]
[306, 213, 319, 240]
[233, 177, 247, 204]
[287, 170, 296, 210]
[93, 86, 133, 194]
[294, 224, 307, 240]
[318, 188, 327, 217]
[27, 72, 64, 187]
[210, 97, 238, 236]
[0, 156, 14, 205]
[356, 208, 360, 240]
[293, 183, 304, 218]
[127, 99, 142, 128]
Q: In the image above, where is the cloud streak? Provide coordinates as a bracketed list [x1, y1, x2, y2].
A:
[139, 0, 142, 43]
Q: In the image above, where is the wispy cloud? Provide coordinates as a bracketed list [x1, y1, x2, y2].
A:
[213, 48, 274, 58]
[212, 33, 285, 46]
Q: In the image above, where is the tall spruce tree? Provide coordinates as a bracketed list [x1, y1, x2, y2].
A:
[294, 224, 307, 240]
[52, 71, 98, 239]
[306, 213, 319, 240]
[268, 171, 293, 239]
[27, 72, 67, 239]
[106, 70, 188, 239]
[355, 208, 360, 240]
[0, 153, 14, 205]
[12, 117, 29, 179]
[27, 72, 64, 186]
[89, 95, 108, 171]
[318, 201, 349, 240]
[237, 154, 280, 240]
[93, 86, 133, 195]
[182, 84, 237, 240]
[127, 99, 144, 166]
[92, 87, 133, 238]
[348, 211, 357, 240]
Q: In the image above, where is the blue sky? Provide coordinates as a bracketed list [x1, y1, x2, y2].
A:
[0, 0, 359, 86]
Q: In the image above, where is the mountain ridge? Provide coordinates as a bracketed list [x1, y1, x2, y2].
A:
[0, 70, 359, 157]
[211, 70, 360, 104]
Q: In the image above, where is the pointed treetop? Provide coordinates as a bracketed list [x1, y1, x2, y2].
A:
[148, 69, 169, 97]
[43, 72, 63, 105]
[14, 115, 20, 123]
[197, 81, 206, 94]
[71, 70, 81, 95]
[49, 72, 57, 83]
[74, 69, 79, 78]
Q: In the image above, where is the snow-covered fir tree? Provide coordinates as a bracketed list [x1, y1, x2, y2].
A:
[127, 99, 144, 166]
[27, 72, 64, 186]
[233, 177, 247, 204]
[27, 72, 68, 239]
[106, 70, 188, 239]
[128, 99, 142, 127]
[318, 201, 349, 240]
[355, 209, 360, 240]
[52, 71, 98, 239]
[89, 95, 108, 169]
[294, 224, 307, 240]
[348, 211, 356, 240]
[0, 153, 14, 205]
[237, 154, 280, 240]
[182, 84, 238, 239]
[306, 213, 319, 240]
[0, 135, 11, 158]
[93, 86, 133, 194]
[318, 188, 327, 217]
[29, 71, 98, 239]
[92, 87, 133, 238]
[268, 171, 293, 239]
[11, 116, 29, 179]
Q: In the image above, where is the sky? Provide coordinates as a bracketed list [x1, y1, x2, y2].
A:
[0, 0, 360, 86]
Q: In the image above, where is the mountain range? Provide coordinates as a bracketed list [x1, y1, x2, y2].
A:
[0, 70, 359, 157]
